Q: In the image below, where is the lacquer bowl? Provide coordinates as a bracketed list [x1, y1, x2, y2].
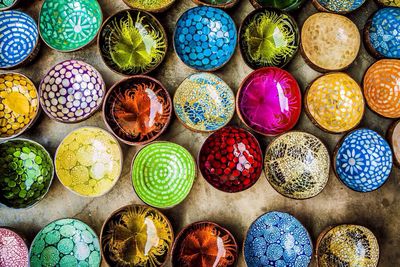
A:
[0, 0, 20, 10]
[98, 9, 167, 76]
[101, 205, 174, 267]
[239, 8, 299, 69]
[122, 0, 175, 12]
[192, 0, 239, 8]
[0, 227, 29, 267]
[0, 73, 39, 141]
[30, 218, 101, 267]
[388, 120, 400, 167]
[249, 0, 305, 11]
[237, 67, 301, 136]
[39, 0, 102, 52]
[174, 6, 237, 71]
[312, 0, 366, 13]
[244, 211, 313, 266]
[0, 11, 40, 69]
[334, 128, 393, 192]
[39, 60, 106, 123]
[131, 142, 196, 208]
[174, 73, 235, 132]
[172, 221, 238, 267]
[376, 0, 400, 6]
[316, 225, 379, 267]
[305, 73, 365, 133]
[55, 127, 122, 197]
[198, 126, 263, 193]
[103, 75, 172, 146]
[301, 13, 360, 72]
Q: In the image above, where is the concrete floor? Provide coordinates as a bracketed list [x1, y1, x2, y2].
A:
[1, 0, 399, 266]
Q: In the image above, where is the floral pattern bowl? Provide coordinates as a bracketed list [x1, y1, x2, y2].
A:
[122, 0, 175, 12]
[0, 227, 29, 267]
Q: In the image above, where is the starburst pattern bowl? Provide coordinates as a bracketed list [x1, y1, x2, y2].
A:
[0, 228, 29, 267]
[312, 0, 366, 13]
[122, 0, 175, 12]
[249, 0, 305, 11]
[192, 0, 239, 8]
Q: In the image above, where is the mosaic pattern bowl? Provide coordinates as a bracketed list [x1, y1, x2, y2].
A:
[388, 120, 400, 167]
[30, 218, 101, 267]
[122, 0, 175, 12]
[103, 75, 172, 146]
[198, 126, 263, 193]
[0, 0, 19, 10]
[101, 205, 173, 267]
[249, 0, 305, 11]
[99, 9, 167, 76]
[237, 67, 301, 136]
[174, 73, 235, 132]
[239, 8, 299, 69]
[0, 227, 29, 267]
[244, 211, 313, 266]
[192, 0, 239, 8]
[39, 60, 106, 123]
[55, 127, 122, 197]
[174, 6, 237, 71]
[376, 0, 400, 6]
[312, 0, 366, 13]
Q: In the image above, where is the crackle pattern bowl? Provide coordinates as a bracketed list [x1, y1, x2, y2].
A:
[388, 120, 400, 167]
[0, 227, 29, 267]
[312, 0, 366, 13]
[249, 0, 305, 11]
[122, 0, 175, 12]
[192, 0, 239, 8]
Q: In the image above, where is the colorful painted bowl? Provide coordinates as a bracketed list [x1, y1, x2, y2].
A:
[174, 6, 237, 71]
[192, 0, 239, 8]
[305, 73, 365, 133]
[334, 128, 393, 192]
[312, 0, 366, 13]
[98, 9, 167, 76]
[301, 13, 360, 72]
[316, 225, 379, 267]
[171, 221, 238, 267]
[237, 67, 301, 136]
[0, 227, 29, 267]
[101, 205, 174, 267]
[376, 0, 400, 6]
[0, 0, 20, 11]
[388, 120, 400, 167]
[174, 73, 235, 132]
[30, 218, 101, 267]
[103, 75, 172, 146]
[363, 59, 400, 118]
[39, 0, 102, 52]
[122, 0, 175, 12]
[55, 127, 122, 197]
[39, 60, 106, 123]
[0, 11, 40, 69]
[244, 211, 313, 266]
[198, 126, 263, 193]
[239, 8, 299, 69]
[249, 0, 305, 11]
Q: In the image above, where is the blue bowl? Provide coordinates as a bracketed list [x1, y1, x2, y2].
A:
[174, 6, 237, 71]
[335, 128, 393, 192]
[244, 211, 313, 267]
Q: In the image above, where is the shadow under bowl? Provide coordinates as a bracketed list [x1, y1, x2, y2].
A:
[122, 0, 176, 12]
[0, 227, 29, 267]
[192, 0, 239, 8]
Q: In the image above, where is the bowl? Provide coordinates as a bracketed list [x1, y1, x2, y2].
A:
[39, 0, 102, 52]
[334, 128, 393, 193]
[55, 127, 122, 197]
[122, 0, 175, 12]
[301, 13, 360, 72]
[103, 75, 172, 146]
[30, 218, 101, 267]
[249, 0, 305, 11]
[98, 9, 167, 76]
[376, 0, 399, 6]
[0, 227, 29, 267]
[132, 142, 196, 208]
[0, 0, 20, 11]
[192, 0, 239, 8]
[244, 211, 313, 266]
[39, 60, 106, 123]
[0, 139, 54, 209]
[198, 126, 263, 193]
[100, 204, 174, 267]
[0, 11, 40, 69]
[171, 221, 238, 267]
[316, 225, 379, 267]
[312, 0, 366, 13]
[305, 72, 365, 133]
[237, 67, 301, 136]
[174, 6, 237, 71]
[174, 73, 235, 132]
[239, 8, 299, 69]
[0, 73, 40, 140]
[388, 120, 400, 167]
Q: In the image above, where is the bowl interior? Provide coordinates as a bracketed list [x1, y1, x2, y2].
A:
[123, 0, 175, 11]
[0, 227, 29, 266]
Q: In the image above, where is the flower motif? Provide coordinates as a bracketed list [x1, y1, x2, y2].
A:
[341, 149, 364, 175]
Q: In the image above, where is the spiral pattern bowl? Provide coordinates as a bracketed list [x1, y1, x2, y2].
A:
[0, 227, 29, 267]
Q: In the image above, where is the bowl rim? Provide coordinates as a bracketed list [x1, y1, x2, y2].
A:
[0, 226, 30, 264]
[311, 0, 367, 14]
[387, 119, 400, 167]
[248, 0, 306, 11]
[122, 0, 176, 12]
[0, 0, 21, 11]
[191, 0, 239, 9]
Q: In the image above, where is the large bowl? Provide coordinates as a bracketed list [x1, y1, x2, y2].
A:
[122, 0, 175, 12]
[249, 0, 305, 11]
[312, 0, 366, 13]
[0, 227, 29, 267]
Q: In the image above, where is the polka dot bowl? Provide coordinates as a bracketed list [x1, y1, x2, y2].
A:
[122, 0, 175, 12]
[0, 227, 29, 267]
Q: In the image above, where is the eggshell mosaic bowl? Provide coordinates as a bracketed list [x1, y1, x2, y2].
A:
[0, 228, 29, 267]
[312, 0, 366, 13]
[122, 0, 175, 12]
[249, 0, 305, 11]
[388, 120, 400, 167]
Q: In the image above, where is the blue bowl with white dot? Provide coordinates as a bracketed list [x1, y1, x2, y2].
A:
[244, 211, 313, 267]
[173, 6, 237, 71]
[334, 128, 393, 192]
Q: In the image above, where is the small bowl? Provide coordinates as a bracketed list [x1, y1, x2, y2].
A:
[198, 126, 263, 193]
[305, 72, 365, 133]
[192, 0, 239, 8]
[0, 227, 29, 267]
[334, 128, 393, 193]
[98, 9, 167, 76]
[0, 11, 40, 69]
[172, 221, 238, 267]
[132, 142, 196, 208]
[237, 67, 301, 136]
[122, 0, 175, 12]
[0, 0, 20, 11]
[39, 0, 102, 52]
[174, 73, 235, 132]
[312, 0, 366, 13]
[388, 120, 400, 167]
[55, 127, 123, 197]
[30, 218, 101, 267]
[174, 6, 237, 71]
[249, 0, 305, 11]
[239, 8, 299, 69]
[301, 13, 360, 72]
[39, 60, 106, 123]
[100, 204, 174, 267]
[244, 211, 313, 266]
